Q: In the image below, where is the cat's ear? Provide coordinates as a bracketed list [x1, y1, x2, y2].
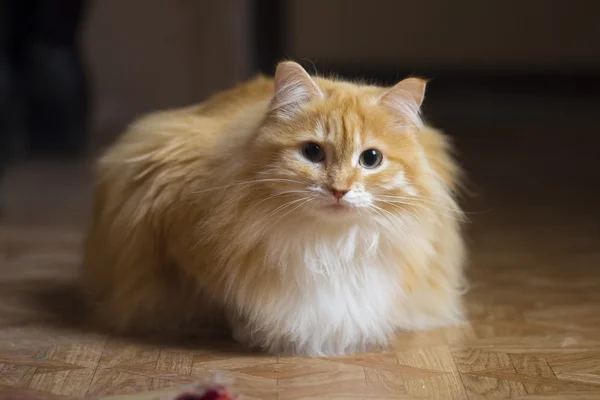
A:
[269, 61, 323, 119]
[379, 77, 427, 127]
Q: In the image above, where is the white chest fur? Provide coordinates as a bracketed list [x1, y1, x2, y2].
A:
[233, 221, 407, 355]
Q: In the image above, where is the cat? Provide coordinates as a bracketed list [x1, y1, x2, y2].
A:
[82, 61, 467, 356]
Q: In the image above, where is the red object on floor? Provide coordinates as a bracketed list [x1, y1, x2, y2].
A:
[174, 384, 235, 400]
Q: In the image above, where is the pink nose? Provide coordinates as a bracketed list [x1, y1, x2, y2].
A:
[331, 189, 349, 200]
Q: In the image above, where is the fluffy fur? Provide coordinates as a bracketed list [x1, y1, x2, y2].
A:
[82, 61, 467, 356]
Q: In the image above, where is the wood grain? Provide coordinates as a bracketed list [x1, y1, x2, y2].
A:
[460, 371, 528, 399]
[1, 156, 599, 399]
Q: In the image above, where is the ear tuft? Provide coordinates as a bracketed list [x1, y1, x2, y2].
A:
[380, 77, 427, 127]
[269, 61, 323, 118]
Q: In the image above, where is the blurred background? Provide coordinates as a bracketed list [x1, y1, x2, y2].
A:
[0, 0, 599, 230]
[1, 4, 599, 398]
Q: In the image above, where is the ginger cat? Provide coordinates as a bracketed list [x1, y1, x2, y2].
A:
[82, 61, 466, 355]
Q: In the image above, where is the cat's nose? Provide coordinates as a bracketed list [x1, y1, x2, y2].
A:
[330, 188, 349, 200]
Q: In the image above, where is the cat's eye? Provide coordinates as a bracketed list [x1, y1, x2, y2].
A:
[359, 149, 383, 169]
[302, 142, 325, 163]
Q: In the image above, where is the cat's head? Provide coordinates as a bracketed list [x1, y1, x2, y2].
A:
[250, 61, 433, 222]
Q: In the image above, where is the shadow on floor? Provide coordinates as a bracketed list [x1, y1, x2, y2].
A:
[0, 275, 264, 356]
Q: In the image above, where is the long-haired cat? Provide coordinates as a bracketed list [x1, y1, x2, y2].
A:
[82, 61, 466, 355]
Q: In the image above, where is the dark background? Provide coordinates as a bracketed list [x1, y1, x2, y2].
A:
[1, 3, 599, 397]
[1, 0, 599, 208]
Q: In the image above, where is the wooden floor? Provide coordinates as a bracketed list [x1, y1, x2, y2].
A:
[1, 131, 600, 399]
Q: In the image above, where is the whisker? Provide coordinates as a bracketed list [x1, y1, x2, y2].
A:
[376, 193, 482, 216]
[189, 178, 305, 195]
[381, 201, 468, 223]
[374, 196, 468, 222]
[376, 194, 460, 211]
[243, 190, 309, 217]
[261, 197, 308, 221]
[273, 198, 314, 225]
[375, 199, 423, 222]
[367, 204, 409, 232]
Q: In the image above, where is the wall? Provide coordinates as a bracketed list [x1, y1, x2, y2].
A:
[289, 0, 600, 72]
[82, 0, 254, 146]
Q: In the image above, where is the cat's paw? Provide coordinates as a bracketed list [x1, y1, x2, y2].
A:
[229, 320, 294, 355]
[230, 322, 253, 348]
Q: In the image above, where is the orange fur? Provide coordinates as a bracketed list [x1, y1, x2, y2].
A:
[82, 62, 466, 355]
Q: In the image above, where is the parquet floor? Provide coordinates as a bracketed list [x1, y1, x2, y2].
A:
[1, 142, 599, 399]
